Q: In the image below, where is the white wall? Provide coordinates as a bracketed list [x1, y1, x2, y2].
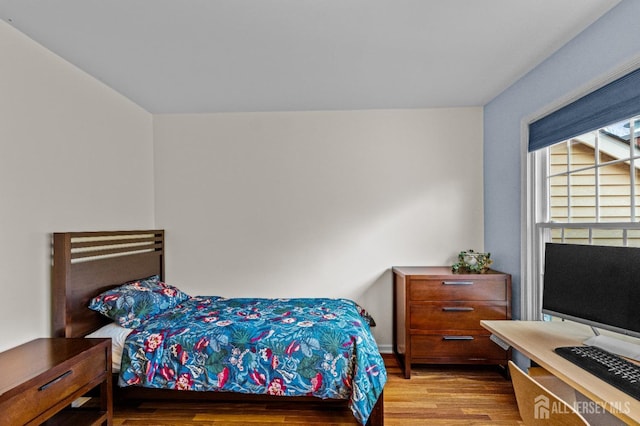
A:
[0, 19, 485, 353]
[154, 108, 484, 349]
[0, 21, 154, 351]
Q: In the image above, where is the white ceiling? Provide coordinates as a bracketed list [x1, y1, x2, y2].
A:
[0, 0, 621, 114]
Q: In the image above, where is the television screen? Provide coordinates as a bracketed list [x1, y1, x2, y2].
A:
[542, 243, 640, 338]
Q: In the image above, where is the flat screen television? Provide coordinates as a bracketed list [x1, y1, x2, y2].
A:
[542, 242, 640, 339]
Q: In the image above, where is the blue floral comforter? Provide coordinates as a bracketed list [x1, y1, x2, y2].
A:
[119, 296, 387, 424]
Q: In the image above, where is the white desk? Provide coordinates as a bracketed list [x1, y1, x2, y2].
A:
[481, 320, 640, 425]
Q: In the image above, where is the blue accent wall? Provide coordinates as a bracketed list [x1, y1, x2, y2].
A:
[484, 0, 640, 319]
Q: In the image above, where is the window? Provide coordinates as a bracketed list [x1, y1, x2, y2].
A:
[527, 116, 640, 320]
[546, 117, 640, 238]
[524, 66, 640, 321]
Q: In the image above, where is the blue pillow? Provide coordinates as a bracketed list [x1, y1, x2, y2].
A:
[88, 275, 190, 328]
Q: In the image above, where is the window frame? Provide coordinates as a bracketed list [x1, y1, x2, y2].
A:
[523, 60, 640, 320]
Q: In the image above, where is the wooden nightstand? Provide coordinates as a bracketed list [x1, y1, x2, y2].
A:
[393, 266, 511, 378]
[0, 338, 112, 425]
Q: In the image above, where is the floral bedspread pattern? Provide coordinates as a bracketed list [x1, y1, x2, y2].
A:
[119, 296, 387, 424]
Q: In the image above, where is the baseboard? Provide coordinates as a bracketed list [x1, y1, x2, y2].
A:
[377, 344, 392, 354]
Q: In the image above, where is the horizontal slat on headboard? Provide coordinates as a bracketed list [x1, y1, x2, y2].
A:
[51, 230, 165, 338]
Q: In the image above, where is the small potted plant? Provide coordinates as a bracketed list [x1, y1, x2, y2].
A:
[451, 249, 492, 273]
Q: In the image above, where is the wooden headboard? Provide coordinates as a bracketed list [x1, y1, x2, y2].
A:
[52, 230, 165, 338]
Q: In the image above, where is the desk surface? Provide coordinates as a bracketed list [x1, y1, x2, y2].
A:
[481, 320, 640, 425]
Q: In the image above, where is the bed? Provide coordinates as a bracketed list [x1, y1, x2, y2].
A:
[51, 229, 386, 425]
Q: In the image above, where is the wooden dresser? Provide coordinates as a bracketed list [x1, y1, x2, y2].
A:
[392, 266, 511, 378]
[0, 338, 112, 425]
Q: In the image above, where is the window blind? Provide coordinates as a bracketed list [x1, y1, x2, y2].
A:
[528, 67, 640, 152]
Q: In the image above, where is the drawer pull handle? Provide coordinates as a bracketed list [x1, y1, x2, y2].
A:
[442, 307, 474, 312]
[442, 281, 473, 285]
[442, 335, 474, 341]
[39, 370, 72, 391]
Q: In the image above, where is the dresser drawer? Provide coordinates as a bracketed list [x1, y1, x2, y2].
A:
[409, 278, 506, 301]
[411, 334, 507, 360]
[0, 349, 106, 425]
[410, 302, 507, 330]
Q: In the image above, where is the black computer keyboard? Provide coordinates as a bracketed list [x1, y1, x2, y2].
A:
[555, 345, 640, 400]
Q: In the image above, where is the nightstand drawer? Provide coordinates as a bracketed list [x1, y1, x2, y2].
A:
[0, 349, 106, 425]
[410, 302, 507, 330]
[409, 278, 506, 301]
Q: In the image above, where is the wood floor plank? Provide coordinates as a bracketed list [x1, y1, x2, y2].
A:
[113, 354, 523, 425]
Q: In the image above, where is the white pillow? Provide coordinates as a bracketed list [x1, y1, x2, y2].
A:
[86, 322, 133, 372]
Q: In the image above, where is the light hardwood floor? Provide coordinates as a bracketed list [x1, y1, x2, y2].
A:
[113, 354, 524, 425]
